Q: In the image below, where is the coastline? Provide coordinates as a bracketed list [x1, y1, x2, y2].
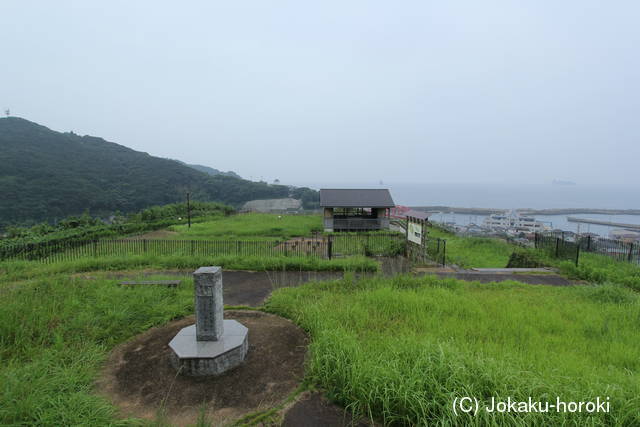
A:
[411, 207, 640, 216]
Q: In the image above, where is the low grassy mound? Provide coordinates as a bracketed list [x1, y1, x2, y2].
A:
[168, 213, 323, 240]
[267, 275, 640, 425]
[555, 253, 640, 292]
[427, 224, 640, 291]
[0, 255, 378, 282]
[503, 245, 640, 291]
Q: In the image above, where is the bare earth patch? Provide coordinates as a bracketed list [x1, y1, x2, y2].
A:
[76, 270, 344, 306]
[274, 236, 327, 257]
[96, 310, 308, 426]
[282, 392, 374, 427]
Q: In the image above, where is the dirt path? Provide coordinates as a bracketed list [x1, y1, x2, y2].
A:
[282, 392, 372, 427]
[275, 236, 327, 257]
[94, 269, 345, 306]
[85, 260, 570, 311]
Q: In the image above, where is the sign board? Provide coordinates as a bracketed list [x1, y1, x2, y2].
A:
[408, 222, 423, 245]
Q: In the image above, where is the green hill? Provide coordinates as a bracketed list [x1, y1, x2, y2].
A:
[180, 162, 242, 179]
[0, 117, 311, 227]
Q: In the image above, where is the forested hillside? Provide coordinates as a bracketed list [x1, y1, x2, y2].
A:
[0, 117, 315, 227]
[177, 161, 242, 179]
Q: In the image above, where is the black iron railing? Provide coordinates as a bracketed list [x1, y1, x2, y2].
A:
[534, 232, 640, 265]
[0, 233, 406, 263]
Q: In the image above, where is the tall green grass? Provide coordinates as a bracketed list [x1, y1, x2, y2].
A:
[0, 275, 194, 425]
[427, 227, 513, 268]
[267, 275, 640, 425]
[552, 253, 640, 291]
[168, 213, 323, 240]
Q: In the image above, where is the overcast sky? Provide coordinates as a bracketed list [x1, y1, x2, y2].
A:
[1, 1, 639, 186]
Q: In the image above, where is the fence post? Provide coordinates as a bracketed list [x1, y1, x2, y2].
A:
[575, 243, 580, 266]
[421, 220, 426, 261]
[628, 243, 634, 263]
[586, 235, 591, 252]
[93, 239, 98, 258]
[404, 219, 409, 257]
[143, 239, 148, 254]
[191, 240, 195, 256]
[555, 238, 560, 258]
[327, 235, 333, 260]
[442, 240, 446, 266]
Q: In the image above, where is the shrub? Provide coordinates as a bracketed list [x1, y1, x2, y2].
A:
[505, 248, 548, 268]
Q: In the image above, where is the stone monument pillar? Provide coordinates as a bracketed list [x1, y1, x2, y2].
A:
[194, 267, 224, 341]
[169, 267, 248, 376]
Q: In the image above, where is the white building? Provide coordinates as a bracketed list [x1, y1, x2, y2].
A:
[483, 210, 548, 233]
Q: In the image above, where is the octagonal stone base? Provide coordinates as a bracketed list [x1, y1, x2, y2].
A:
[169, 319, 248, 376]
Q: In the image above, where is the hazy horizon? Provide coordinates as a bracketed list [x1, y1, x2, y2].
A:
[2, 1, 639, 188]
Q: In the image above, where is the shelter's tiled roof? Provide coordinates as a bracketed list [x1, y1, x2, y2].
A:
[320, 189, 395, 208]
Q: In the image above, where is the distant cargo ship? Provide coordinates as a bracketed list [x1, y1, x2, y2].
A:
[552, 179, 577, 186]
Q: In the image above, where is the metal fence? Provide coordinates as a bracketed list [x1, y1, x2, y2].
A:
[329, 233, 405, 258]
[425, 238, 447, 266]
[534, 232, 580, 265]
[534, 232, 640, 265]
[578, 234, 640, 264]
[0, 233, 406, 263]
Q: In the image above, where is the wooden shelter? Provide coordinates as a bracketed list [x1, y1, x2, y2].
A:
[320, 189, 395, 232]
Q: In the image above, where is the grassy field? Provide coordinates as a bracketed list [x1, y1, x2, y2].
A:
[0, 272, 194, 425]
[550, 253, 640, 292]
[4, 263, 637, 425]
[267, 274, 640, 425]
[427, 226, 514, 268]
[0, 250, 378, 425]
[168, 213, 323, 240]
[3, 213, 639, 425]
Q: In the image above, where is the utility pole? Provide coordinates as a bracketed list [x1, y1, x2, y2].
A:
[187, 192, 191, 228]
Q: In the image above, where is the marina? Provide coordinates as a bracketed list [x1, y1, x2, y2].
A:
[429, 211, 640, 241]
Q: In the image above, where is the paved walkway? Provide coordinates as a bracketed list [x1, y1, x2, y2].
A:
[102, 262, 574, 309]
